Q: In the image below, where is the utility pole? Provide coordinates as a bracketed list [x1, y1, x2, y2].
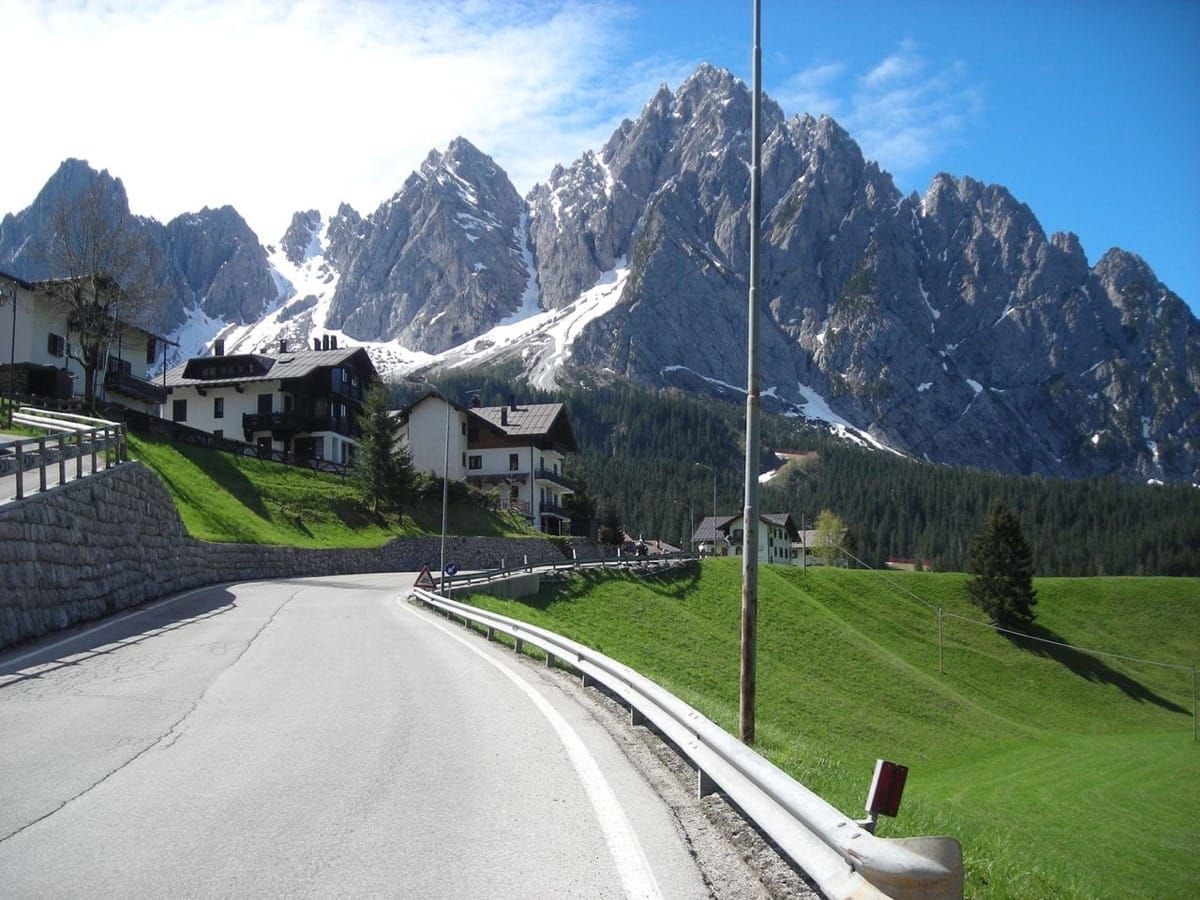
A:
[740, 0, 763, 746]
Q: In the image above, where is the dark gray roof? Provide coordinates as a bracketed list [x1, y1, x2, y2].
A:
[691, 513, 798, 543]
[471, 403, 568, 438]
[165, 346, 372, 388]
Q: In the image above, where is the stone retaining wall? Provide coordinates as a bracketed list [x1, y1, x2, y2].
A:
[0, 462, 566, 650]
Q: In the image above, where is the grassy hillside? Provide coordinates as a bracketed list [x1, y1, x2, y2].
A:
[465, 562, 1199, 898]
[128, 434, 536, 546]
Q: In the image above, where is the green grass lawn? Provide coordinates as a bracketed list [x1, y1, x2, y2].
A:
[464, 561, 1199, 899]
[128, 433, 537, 547]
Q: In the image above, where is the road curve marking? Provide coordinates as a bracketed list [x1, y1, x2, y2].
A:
[398, 598, 664, 900]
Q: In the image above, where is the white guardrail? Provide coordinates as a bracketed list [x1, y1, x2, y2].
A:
[2, 407, 127, 500]
[410, 584, 963, 900]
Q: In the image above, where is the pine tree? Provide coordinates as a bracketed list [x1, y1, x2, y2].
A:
[354, 386, 412, 514]
[597, 504, 623, 547]
[966, 500, 1037, 628]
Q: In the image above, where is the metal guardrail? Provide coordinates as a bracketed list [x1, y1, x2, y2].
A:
[3, 407, 127, 501]
[436, 552, 693, 591]
[410, 582, 963, 900]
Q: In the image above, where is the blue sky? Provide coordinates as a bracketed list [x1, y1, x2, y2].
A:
[3, 1, 1196, 311]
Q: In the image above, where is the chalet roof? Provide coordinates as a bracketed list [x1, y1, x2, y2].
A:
[691, 512, 799, 543]
[471, 402, 578, 450]
[165, 346, 376, 388]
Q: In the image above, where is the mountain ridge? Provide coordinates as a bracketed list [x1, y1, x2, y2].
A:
[1, 65, 1196, 483]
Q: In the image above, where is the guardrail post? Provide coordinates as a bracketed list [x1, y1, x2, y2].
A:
[630, 706, 647, 727]
[58, 433, 66, 485]
[514, 637, 524, 655]
[486, 626, 495, 641]
[545, 652, 557, 669]
[37, 437, 47, 492]
[697, 768, 718, 798]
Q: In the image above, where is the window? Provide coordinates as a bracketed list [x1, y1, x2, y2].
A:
[146, 337, 157, 365]
[213, 397, 224, 419]
[172, 399, 187, 422]
[468, 455, 482, 470]
[509, 453, 519, 471]
[47, 333, 65, 357]
[461, 421, 467, 436]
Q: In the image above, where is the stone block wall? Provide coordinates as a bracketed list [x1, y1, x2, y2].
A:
[0, 462, 566, 650]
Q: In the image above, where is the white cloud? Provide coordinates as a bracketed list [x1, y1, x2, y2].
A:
[771, 41, 981, 181]
[774, 62, 846, 118]
[848, 43, 982, 175]
[0, 0, 676, 243]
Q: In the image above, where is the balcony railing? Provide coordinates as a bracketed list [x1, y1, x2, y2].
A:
[242, 412, 357, 438]
[103, 370, 168, 405]
[533, 465, 576, 492]
[539, 500, 570, 519]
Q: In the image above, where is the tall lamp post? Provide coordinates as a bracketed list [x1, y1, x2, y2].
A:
[739, 0, 764, 745]
[695, 461, 717, 520]
[437, 386, 480, 593]
[1, 281, 16, 426]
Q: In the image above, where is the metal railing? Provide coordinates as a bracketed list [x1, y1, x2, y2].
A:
[3, 407, 127, 501]
[410, 574, 963, 900]
[435, 551, 692, 592]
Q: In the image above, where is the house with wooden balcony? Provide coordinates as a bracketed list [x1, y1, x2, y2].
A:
[394, 394, 578, 535]
[0, 269, 169, 414]
[161, 338, 378, 465]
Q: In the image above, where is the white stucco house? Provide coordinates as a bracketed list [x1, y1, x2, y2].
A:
[0, 269, 169, 413]
[160, 339, 378, 465]
[393, 394, 579, 535]
[691, 513, 800, 565]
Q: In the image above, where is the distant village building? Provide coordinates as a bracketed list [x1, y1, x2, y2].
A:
[691, 513, 799, 565]
[160, 338, 378, 465]
[394, 393, 578, 535]
[0, 269, 169, 414]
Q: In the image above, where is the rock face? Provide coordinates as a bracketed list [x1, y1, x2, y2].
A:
[324, 138, 533, 352]
[1, 65, 1197, 483]
[0, 159, 278, 335]
[516, 65, 1200, 482]
[165, 205, 278, 325]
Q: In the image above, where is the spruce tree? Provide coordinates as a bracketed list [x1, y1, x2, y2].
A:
[354, 386, 412, 515]
[967, 500, 1037, 628]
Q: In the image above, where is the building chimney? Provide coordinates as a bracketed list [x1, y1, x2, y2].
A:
[509, 394, 518, 411]
[279, 339, 288, 354]
[501, 407, 508, 426]
[213, 338, 224, 357]
[322, 334, 330, 351]
[313, 337, 321, 351]
[329, 335, 338, 350]
[470, 394, 481, 408]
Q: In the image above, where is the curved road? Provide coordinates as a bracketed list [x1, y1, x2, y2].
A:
[0, 574, 719, 898]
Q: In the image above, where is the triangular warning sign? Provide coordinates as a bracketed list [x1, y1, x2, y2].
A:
[414, 565, 437, 591]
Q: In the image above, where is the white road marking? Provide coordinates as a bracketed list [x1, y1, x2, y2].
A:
[398, 598, 663, 900]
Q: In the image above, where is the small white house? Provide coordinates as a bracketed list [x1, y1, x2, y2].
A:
[394, 394, 579, 535]
[692, 513, 799, 565]
[0, 270, 168, 413]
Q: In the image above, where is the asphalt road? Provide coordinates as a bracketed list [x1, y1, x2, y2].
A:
[0, 574, 721, 898]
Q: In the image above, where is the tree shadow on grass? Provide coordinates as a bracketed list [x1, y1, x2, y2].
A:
[1004, 625, 1188, 715]
[179, 446, 270, 519]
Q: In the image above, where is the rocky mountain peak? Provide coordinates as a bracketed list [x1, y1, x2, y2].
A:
[280, 209, 322, 264]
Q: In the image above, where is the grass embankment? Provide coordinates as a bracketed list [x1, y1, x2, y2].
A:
[128, 434, 536, 547]
[465, 561, 1199, 899]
